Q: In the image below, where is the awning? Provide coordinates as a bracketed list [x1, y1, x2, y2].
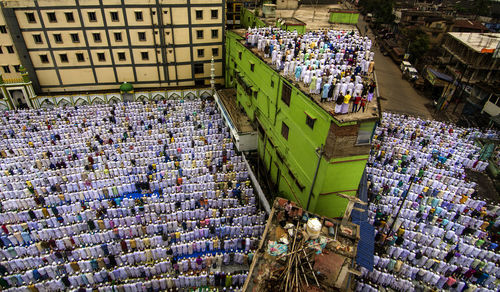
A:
[428, 68, 453, 82]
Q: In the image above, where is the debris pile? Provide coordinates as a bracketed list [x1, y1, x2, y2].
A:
[243, 198, 361, 292]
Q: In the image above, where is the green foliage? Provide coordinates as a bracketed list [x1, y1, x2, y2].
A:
[472, 0, 491, 16]
[403, 27, 430, 64]
[453, 0, 492, 16]
[358, 0, 395, 24]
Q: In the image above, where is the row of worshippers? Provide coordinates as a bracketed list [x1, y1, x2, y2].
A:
[356, 112, 500, 292]
[1, 270, 248, 291]
[0, 100, 265, 290]
[245, 27, 376, 113]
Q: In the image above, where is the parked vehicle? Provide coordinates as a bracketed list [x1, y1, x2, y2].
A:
[400, 61, 412, 72]
[403, 67, 419, 81]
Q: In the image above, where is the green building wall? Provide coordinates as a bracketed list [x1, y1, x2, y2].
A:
[329, 12, 359, 24]
[225, 31, 376, 218]
[275, 22, 306, 34]
[240, 7, 266, 29]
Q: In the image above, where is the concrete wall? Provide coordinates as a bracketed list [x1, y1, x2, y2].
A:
[240, 7, 266, 29]
[0, 0, 225, 93]
[276, 21, 306, 34]
[276, 0, 298, 10]
[329, 12, 359, 25]
[0, 6, 23, 81]
[226, 31, 374, 218]
[33, 87, 213, 109]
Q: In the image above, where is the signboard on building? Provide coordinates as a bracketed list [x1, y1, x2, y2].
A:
[425, 68, 437, 85]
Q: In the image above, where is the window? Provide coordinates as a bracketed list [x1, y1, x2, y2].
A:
[196, 30, 203, 39]
[238, 51, 242, 60]
[114, 32, 122, 42]
[118, 52, 126, 61]
[93, 33, 101, 42]
[211, 9, 218, 19]
[110, 11, 119, 22]
[6, 46, 14, 54]
[33, 34, 43, 44]
[3, 66, 10, 73]
[88, 12, 97, 22]
[211, 29, 218, 39]
[250, 63, 255, 72]
[141, 51, 149, 60]
[0, 26, 6, 34]
[26, 12, 36, 23]
[281, 122, 289, 140]
[59, 54, 68, 62]
[13, 65, 20, 73]
[197, 49, 204, 57]
[194, 63, 204, 74]
[305, 114, 316, 129]
[47, 12, 57, 23]
[195, 10, 203, 20]
[253, 90, 258, 98]
[212, 48, 219, 56]
[97, 52, 105, 61]
[0, 47, 2, 54]
[40, 55, 49, 63]
[53, 34, 63, 43]
[76, 53, 84, 62]
[281, 82, 291, 106]
[65, 12, 74, 22]
[70, 33, 79, 43]
[138, 32, 146, 41]
[135, 11, 143, 21]
[356, 122, 375, 145]
[271, 80, 274, 87]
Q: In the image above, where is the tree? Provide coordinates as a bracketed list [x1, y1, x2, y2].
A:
[358, 0, 395, 24]
[472, 0, 492, 18]
[403, 27, 429, 65]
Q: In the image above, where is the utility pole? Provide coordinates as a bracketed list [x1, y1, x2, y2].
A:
[383, 175, 416, 248]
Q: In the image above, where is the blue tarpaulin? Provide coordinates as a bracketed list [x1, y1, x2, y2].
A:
[351, 170, 374, 271]
[428, 68, 453, 83]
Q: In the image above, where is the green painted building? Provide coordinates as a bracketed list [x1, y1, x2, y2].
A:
[240, 7, 266, 29]
[276, 18, 307, 34]
[328, 9, 359, 25]
[224, 31, 379, 218]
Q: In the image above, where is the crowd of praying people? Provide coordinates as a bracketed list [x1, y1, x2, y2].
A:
[357, 112, 500, 292]
[0, 99, 267, 291]
[245, 27, 376, 114]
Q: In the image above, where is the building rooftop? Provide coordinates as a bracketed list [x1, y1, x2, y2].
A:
[243, 198, 360, 292]
[217, 88, 255, 133]
[267, 4, 356, 30]
[234, 29, 380, 124]
[448, 32, 500, 53]
[453, 19, 489, 31]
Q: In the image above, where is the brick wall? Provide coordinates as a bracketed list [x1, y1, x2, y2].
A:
[324, 122, 371, 159]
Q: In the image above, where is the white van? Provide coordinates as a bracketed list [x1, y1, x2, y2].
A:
[400, 61, 412, 72]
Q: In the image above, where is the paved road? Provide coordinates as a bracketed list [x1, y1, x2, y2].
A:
[358, 17, 433, 119]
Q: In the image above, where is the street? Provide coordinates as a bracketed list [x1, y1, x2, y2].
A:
[358, 17, 433, 119]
